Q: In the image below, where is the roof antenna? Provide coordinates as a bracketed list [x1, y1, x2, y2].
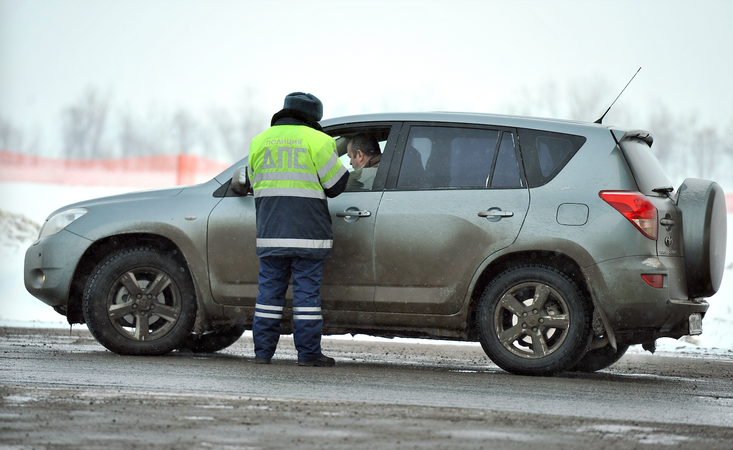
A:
[595, 67, 641, 124]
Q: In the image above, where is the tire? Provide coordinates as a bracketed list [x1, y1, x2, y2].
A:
[177, 324, 246, 353]
[677, 178, 727, 298]
[82, 247, 197, 355]
[476, 265, 592, 376]
[570, 343, 630, 372]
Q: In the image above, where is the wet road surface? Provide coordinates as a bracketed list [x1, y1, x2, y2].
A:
[2, 326, 733, 449]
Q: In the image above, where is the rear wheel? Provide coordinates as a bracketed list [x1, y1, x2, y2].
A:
[476, 265, 592, 376]
[571, 343, 630, 372]
[82, 247, 197, 355]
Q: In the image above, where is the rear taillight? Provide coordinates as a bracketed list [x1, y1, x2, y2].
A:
[641, 274, 665, 288]
[599, 191, 658, 240]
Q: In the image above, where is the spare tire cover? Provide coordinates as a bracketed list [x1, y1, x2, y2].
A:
[677, 178, 727, 298]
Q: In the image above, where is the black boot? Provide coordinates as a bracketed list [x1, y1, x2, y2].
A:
[298, 354, 335, 367]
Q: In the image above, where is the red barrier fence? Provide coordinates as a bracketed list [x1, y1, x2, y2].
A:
[0, 150, 232, 188]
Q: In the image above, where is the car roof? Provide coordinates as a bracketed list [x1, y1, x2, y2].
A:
[321, 112, 617, 135]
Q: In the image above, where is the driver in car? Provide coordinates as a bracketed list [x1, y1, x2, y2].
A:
[346, 133, 381, 190]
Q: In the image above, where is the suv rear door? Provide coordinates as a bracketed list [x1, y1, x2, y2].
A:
[615, 131, 687, 299]
[373, 124, 530, 314]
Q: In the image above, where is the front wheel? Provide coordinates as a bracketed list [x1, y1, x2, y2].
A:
[82, 247, 197, 355]
[476, 265, 592, 376]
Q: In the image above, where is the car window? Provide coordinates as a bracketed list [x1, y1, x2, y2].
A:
[518, 129, 586, 187]
[492, 133, 522, 187]
[396, 126, 522, 189]
[330, 126, 393, 191]
[337, 139, 387, 171]
[618, 138, 672, 195]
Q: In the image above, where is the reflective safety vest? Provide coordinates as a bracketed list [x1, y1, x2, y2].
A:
[248, 124, 348, 259]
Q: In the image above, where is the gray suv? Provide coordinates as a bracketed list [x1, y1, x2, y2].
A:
[24, 112, 727, 376]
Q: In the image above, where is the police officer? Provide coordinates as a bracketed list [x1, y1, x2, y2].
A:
[248, 92, 349, 367]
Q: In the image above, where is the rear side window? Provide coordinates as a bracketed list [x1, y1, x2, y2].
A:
[397, 126, 522, 189]
[492, 133, 522, 187]
[518, 129, 586, 187]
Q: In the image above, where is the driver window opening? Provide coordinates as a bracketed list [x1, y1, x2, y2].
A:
[334, 128, 390, 191]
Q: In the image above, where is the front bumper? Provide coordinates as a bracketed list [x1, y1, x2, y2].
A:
[24, 230, 93, 308]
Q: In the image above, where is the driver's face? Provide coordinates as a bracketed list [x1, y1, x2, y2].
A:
[347, 140, 364, 169]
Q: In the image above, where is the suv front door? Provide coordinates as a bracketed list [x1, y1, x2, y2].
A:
[322, 123, 399, 312]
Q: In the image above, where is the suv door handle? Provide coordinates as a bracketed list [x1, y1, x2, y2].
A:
[478, 208, 514, 222]
[336, 210, 371, 218]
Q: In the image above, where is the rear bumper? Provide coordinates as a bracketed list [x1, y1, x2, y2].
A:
[585, 256, 709, 343]
[24, 230, 92, 308]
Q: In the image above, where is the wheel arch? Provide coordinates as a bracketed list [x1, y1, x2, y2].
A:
[66, 233, 205, 328]
[465, 250, 596, 341]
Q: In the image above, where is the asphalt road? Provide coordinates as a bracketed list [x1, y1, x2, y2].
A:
[2, 326, 733, 449]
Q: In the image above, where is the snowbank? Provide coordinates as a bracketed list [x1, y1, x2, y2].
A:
[1, 181, 731, 352]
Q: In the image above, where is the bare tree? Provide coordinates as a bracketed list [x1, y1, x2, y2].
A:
[569, 78, 612, 122]
[722, 119, 733, 180]
[501, 80, 733, 186]
[53, 85, 270, 162]
[61, 88, 111, 159]
[209, 107, 239, 158]
[504, 80, 563, 119]
[38, 83, 733, 188]
[119, 110, 142, 157]
[645, 106, 687, 182]
[171, 109, 197, 156]
[504, 77, 617, 122]
[0, 115, 23, 151]
[0, 115, 42, 155]
[209, 88, 267, 161]
[118, 108, 169, 157]
[690, 127, 720, 181]
[644, 108, 731, 184]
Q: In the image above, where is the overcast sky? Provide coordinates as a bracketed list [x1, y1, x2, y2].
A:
[1, 0, 732, 153]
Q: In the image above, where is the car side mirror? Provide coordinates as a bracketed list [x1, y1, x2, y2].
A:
[231, 166, 251, 196]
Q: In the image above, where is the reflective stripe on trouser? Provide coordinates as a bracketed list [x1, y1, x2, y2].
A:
[252, 256, 325, 361]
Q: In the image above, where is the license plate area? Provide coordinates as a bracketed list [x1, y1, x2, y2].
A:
[689, 313, 702, 335]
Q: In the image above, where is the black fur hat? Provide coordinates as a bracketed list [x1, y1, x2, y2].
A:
[283, 92, 323, 122]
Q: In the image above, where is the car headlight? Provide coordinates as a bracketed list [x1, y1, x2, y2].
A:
[38, 208, 89, 239]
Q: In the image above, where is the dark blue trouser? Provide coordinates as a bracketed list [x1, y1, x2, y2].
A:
[252, 256, 325, 361]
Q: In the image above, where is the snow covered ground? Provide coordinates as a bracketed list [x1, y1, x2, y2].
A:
[1, 181, 731, 353]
